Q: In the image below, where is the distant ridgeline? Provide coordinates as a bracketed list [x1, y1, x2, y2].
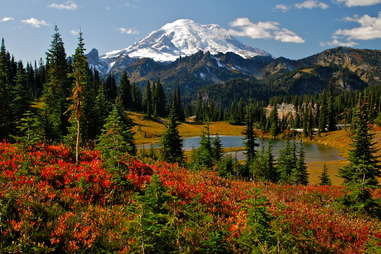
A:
[0, 27, 381, 143]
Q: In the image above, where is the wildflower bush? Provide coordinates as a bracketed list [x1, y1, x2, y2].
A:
[0, 142, 380, 253]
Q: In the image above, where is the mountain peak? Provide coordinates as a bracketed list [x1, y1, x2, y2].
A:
[101, 19, 270, 63]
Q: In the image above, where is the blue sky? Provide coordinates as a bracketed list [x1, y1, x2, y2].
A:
[1, 0, 381, 62]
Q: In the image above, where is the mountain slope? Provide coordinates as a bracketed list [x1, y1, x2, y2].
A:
[88, 19, 270, 76]
[103, 19, 269, 63]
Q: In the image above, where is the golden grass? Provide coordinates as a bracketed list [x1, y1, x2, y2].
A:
[307, 160, 348, 185]
[300, 68, 314, 73]
[305, 126, 381, 185]
[130, 112, 245, 144]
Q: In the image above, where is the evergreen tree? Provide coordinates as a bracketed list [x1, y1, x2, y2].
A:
[93, 85, 112, 137]
[119, 72, 132, 110]
[135, 175, 177, 253]
[143, 81, 153, 118]
[67, 32, 88, 164]
[320, 164, 331, 186]
[269, 105, 279, 137]
[131, 84, 142, 111]
[161, 105, 184, 164]
[12, 61, 30, 126]
[104, 74, 117, 102]
[41, 26, 70, 141]
[211, 134, 223, 162]
[172, 86, 185, 122]
[115, 95, 136, 155]
[217, 155, 236, 178]
[277, 140, 297, 184]
[291, 143, 308, 185]
[96, 106, 136, 169]
[327, 95, 337, 131]
[191, 124, 214, 170]
[265, 144, 277, 183]
[244, 107, 258, 163]
[153, 80, 166, 117]
[339, 103, 380, 216]
[318, 102, 328, 135]
[12, 111, 44, 149]
[0, 38, 13, 139]
[250, 147, 269, 181]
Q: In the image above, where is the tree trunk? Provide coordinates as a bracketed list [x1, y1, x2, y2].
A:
[76, 118, 80, 165]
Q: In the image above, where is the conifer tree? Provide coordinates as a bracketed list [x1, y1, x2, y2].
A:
[327, 95, 337, 131]
[131, 84, 142, 111]
[191, 124, 214, 170]
[115, 95, 136, 155]
[244, 106, 258, 163]
[318, 102, 328, 135]
[136, 175, 176, 253]
[104, 74, 117, 102]
[217, 155, 236, 178]
[320, 164, 331, 186]
[12, 111, 44, 149]
[250, 147, 269, 181]
[12, 62, 30, 125]
[96, 106, 136, 169]
[41, 26, 70, 141]
[67, 32, 88, 164]
[277, 140, 297, 184]
[153, 80, 166, 117]
[269, 105, 279, 137]
[94, 84, 112, 137]
[339, 103, 380, 216]
[119, 72, 132, 110]
[161, 105, 183, 164]
[0, 38, 13, 139]
[212, 134, 223, 162]
[143, 81, 153, 118]
[172, 86, 185, 122]
[266, 144, 277, 183]
[291, 143, 308, 185]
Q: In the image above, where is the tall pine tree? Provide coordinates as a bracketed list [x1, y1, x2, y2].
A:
[161, 105, 184, 164]
[269, 105, 279, 138]
[67, 32, 88, 164]
[244, 106, 258, 163]
[320, 164, 331, 186]
[143, 81, 153, 118]
[0, 39, 13, 139]
[96, 106, 136, 169]
[172, 86, 185, 122]
[339, 103, 380, 216]
[41, 26, 70, 141]
[119, 72, 132, 110]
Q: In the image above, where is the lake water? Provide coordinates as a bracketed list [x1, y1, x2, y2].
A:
[140, 135, 343, 163]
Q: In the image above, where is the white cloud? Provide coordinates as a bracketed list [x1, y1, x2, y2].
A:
[49, 1, 78, 10]
[119, 27, 139, 35]
[320, 37, 358, 47]
[336, 0, 381, 7]
[322, 11, 381, 48]
[0, 17, 15, 22]
[125, 0, 139, 8]
[295, 0, 329, 9]
[275, 4, 289, 12]
[335, 12, 381, 40]
[21, 18, 48, 28]
[229, 17, 305, 43]
[70, 29, 80, 36]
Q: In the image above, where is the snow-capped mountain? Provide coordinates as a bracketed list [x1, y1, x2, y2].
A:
[105, 19, 269, 62]
[89, 19, 270, 75]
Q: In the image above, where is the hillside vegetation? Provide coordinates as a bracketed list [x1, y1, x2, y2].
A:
[0, 143, 380, 253]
